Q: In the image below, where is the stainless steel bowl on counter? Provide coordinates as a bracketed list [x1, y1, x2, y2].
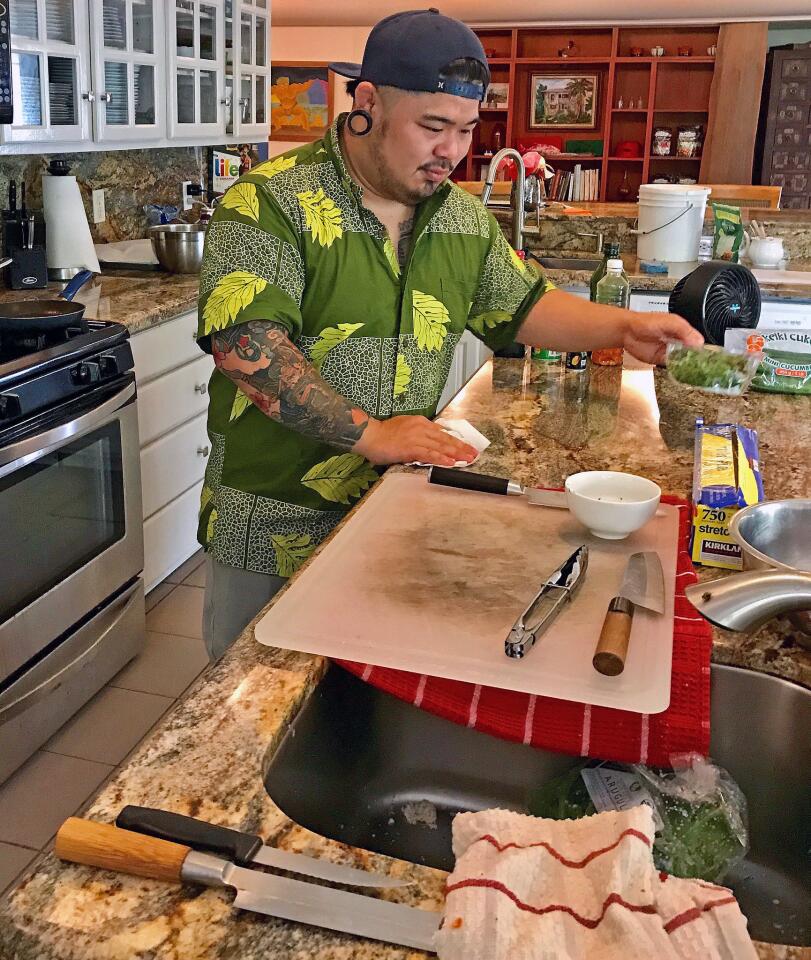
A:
[686, 499, 811, 644]
[150, 223, 206, 274]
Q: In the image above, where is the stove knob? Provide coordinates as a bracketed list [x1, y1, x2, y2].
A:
[0, 393, 22, 421]
[98, 354, 119, 378]
[71, 362, 101, 384]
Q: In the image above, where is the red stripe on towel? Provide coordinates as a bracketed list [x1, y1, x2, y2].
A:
[664, 897, 738, 934]
[445, 878, 657, 928]
[471, 828, 651, 868]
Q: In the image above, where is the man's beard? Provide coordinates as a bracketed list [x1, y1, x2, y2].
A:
[369, 122, 451, 205]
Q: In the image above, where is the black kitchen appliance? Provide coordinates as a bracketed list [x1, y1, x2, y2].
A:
[668, 260, 762, 346]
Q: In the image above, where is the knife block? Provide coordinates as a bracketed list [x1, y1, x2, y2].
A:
[7, 247, 49, 289]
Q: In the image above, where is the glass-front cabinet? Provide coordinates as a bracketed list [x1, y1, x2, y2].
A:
[88, 0, 165, 139]
[224, 0, 267, 140]
[166, 0, 225, 138]
[5, 0, 92, 143]
[2, 0, 269, 146]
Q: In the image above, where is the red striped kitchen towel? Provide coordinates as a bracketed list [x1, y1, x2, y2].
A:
[337, 496, 713, 767]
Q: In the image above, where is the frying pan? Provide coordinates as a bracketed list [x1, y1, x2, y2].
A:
[0, 270, 95, 335]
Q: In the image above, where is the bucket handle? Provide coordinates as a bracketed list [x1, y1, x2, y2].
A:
[630, 203, 694, 237]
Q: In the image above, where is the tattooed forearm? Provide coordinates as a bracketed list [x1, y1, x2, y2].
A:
[211, 320, 370, 449]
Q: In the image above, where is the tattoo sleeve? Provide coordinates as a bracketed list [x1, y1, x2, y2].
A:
[211, 320, 370, 449]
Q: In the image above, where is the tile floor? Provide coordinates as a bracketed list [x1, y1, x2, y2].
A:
[0, 551, 209, 899]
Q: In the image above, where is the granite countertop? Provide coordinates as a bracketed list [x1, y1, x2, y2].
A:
[0, 270, 199, 336]
[539, 253, 811, 298]
[1, 361, 809, 960]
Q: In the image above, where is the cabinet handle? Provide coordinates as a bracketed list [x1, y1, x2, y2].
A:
[194, 383, 207, 394]
[220, 97, 232, 106]
[82, 91, 96, 102]
[197, 445, 210, 457]
[99, 92, 113, 103]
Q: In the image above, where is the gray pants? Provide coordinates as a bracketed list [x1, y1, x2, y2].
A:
[202, 556, 286, 661]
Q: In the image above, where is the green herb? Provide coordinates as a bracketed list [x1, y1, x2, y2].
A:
[668, 345, 751, 392]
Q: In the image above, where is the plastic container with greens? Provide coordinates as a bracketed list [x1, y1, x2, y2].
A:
[526, 754, 749, 883]
[666, 341, 762, 396]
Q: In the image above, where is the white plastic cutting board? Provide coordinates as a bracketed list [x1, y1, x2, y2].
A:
[256, 473, 679, 713]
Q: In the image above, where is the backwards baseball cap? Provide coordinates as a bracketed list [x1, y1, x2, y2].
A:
[330, 8, 490, 102]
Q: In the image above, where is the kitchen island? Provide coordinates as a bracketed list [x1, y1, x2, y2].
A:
[1, 356, 808, 960]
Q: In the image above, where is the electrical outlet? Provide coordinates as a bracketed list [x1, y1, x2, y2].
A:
[182, 180, 193, 211]
[92, 188, 106, 224]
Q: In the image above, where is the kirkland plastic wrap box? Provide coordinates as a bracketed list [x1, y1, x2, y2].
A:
[690, 419, 765, 570]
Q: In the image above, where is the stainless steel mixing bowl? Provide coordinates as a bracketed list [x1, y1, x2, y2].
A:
[730, 499, 811, 575]
[150, 223, 206, 274]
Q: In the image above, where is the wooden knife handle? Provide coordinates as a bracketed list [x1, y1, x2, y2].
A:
[55, 817, 191, 883]
[593, 599, 634, 676]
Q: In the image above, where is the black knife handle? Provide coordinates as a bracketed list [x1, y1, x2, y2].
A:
[116, 806, 262, 866]
[428, 466, 510, 496]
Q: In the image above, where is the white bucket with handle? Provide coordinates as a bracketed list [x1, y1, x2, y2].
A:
[636, 184, 712, 263]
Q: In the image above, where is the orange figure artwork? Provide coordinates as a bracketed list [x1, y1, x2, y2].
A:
[269, 64, 331, 142]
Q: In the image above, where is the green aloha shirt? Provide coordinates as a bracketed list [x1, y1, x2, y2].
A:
[196, 113, 555, 577]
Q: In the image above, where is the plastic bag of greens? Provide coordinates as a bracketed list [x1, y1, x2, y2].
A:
[712, 202, 745, 262]
[527, 753, 748, 883]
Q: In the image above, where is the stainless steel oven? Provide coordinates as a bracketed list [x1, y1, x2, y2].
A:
[0, 325, 145, 782]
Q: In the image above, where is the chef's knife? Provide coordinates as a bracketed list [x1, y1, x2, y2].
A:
[55, 818, 439, 953]
[506, 544, 589, 659]
[428, 466, 567, 508]
[116, 805, 407, 889]
[593, 551, 665, 676]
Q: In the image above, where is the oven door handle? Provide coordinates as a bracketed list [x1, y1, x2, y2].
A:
[0, 380, 136, 474]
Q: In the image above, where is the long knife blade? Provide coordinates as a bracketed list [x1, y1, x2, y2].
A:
[619, 551, 665, 614]
[116, 806, 408, 889]
[55, 818, 439, 954]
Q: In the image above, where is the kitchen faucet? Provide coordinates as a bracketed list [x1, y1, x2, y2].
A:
[481, 148, 527, 253]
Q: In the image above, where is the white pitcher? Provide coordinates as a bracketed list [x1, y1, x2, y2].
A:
[743, 235, 785, 268]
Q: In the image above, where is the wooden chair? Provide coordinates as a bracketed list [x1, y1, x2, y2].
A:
[704, 184, 782, 209]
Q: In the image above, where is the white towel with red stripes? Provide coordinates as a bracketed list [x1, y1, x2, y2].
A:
[436, 806, 757, 960]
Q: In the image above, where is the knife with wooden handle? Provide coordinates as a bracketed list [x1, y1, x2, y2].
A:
[593, 552, 665, 676]
[55, 818, 440, 952]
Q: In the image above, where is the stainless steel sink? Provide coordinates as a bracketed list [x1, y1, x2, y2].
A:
[265, 664, 810, 946]
[535, 256, 602, 271]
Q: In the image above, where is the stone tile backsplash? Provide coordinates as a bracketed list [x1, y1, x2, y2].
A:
[0, 148, 207, 243]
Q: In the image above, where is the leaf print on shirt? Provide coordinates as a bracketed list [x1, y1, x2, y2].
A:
[301, 454, 378, 505]
[221, 182, 260, 222]
[468, 310, 513, 337]
[206, 508, 218, 545]
[270, 532, 315, 577]
[310, 322, 364, 370]
[200, 485, 214, 511]
[251, 156, 296, 179]
[509, 245, 529, 276]
[229, 389, 251, 421]
[202, 271, 268, 335]
[383, 238, 401, 278]
[412, 290, 450, 353]
[394, 354, 412, 397]
[296, 188, 344, 248]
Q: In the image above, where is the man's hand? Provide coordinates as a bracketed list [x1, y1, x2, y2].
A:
[623, 311, 704, 365]
[353, 416, 479, 467]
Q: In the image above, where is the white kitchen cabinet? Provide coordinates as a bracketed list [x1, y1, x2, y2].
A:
[4, 0, 92, 144]
[131, 309, 212, 591]
[2, 0, 268, 148]
[88, 0, 165, 141]
[438, 330, 492, 411]
[166, 0, 224, 139]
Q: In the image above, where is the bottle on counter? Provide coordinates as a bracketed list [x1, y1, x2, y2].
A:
[565, 350, 589, 371]
[591, 258, 629, 367]
[532, 347, 562, 362]
[589, 241, 622, 301]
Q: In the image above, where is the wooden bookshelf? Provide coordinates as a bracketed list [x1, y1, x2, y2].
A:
[462, 24, 720, 202]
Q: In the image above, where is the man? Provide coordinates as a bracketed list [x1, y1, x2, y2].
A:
[196, 8, 702, 660]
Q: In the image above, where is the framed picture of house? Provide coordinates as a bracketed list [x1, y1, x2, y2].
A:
[270, 62, 333, 141]
[530, 74, 598, 129]
[484, 81, 510, 109]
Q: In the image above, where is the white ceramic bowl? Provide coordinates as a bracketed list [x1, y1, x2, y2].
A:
[564, 471, 661, 539]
